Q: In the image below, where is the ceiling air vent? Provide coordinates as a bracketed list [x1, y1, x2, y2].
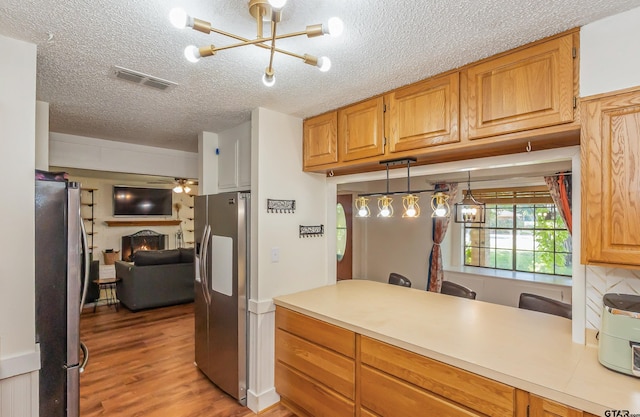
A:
[111, 66, 177, 91]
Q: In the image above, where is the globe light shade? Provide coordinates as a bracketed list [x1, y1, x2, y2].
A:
[184, 45, 201, 63]
[327, 17, 344, 37]
[318, 56, 331, 72]
[262, 72, 276, 87]
[268, 0, 287, 9]
[169, 8, 188, 28]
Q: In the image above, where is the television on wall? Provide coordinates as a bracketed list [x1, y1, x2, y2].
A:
[113, 186, 173, 216]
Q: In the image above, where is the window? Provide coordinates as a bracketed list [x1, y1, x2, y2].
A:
[463, 187, 571, 277]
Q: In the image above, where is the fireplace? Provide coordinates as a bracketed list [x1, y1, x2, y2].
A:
[121, 230, 167, 262]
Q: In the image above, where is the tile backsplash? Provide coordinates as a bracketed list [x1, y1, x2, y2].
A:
[586, 265, 640, 329]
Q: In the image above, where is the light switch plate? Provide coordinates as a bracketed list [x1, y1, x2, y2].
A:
[271, 247, 280, 263]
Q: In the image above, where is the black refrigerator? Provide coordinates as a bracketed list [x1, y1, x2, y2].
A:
[35, 172, 90, 417]
[194, 191, 250, 405]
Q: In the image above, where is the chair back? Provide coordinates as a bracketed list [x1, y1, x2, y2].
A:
[518, 293, 572, 319]
[441, 281, 476, 299]
[388, 273, 412, 288]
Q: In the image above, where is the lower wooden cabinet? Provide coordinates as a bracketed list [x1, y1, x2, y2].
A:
[274, 307, 599, 417]
[275, 307, 355, 417]
[360, 336, 514, 417]
[360, 365, 484, 417]
[528, 393, 600, 417]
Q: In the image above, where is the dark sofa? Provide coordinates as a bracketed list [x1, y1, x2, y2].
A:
[115, 248, 195, 311]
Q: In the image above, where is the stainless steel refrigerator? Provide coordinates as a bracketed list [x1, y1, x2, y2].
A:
[35, 173, 90, 417]
[194, 191, 250, 405]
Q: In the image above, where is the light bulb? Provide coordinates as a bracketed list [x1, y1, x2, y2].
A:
[173, 185, 183, 193]
[268, 0, 287, 9]
[405, 206, 416, 218]
[183, 186, 191, 194]
[380, 207, 390, 217]
[358, 207, 368, 217]
[184, 45, 201, 63]
[262, 72, 275, 87]
[169, 8, 188, 28]
[435, 206, 447, 217]
[318, 56, 331, 72]
[326, 17, 344, 37]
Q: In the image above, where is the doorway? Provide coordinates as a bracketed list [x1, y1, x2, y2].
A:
[337, 194, 353, 280]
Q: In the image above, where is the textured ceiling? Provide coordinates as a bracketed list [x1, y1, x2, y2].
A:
[2, 1, 640, 153]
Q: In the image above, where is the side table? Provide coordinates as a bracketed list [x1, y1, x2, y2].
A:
[93, 277, 121, 312]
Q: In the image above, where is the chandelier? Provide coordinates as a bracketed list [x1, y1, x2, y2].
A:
[169, 0, 344, 87]
[354, 158, 450, 219]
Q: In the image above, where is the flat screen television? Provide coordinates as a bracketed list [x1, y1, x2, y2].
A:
[113, 186, 173, 216]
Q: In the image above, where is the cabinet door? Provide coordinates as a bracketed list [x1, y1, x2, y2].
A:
[339, 97, 385, 161]
[581, 89, 640, 267]
[303, 111, 338, 168]
[465, 34, 574, 140]
[388, 73, 460, 152]
[529, 394, 582, 417]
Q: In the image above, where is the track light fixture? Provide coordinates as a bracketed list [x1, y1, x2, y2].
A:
[169, 0, 344, 87]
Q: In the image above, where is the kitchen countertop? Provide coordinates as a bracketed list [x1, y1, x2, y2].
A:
[273, 280, 640, 415]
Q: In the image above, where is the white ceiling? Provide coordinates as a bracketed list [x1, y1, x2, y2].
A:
[2, 1, 640, 153]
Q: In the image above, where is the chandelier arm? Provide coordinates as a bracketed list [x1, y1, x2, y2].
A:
[266, 15, 278, 73]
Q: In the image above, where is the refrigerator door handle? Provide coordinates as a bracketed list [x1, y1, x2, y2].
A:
[200, 225, 212, 305]
[79, 216, 90, 312]
[79, 341, 89, 373]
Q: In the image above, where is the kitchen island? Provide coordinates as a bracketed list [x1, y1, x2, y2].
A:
[273, 280, 640, 416]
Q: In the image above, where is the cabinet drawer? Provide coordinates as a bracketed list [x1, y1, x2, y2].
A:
[465, 34, 574, 140]
[361, 336, 514, 416]
[276, 361, 354, 417]
[529, 394, 583, 417]
[361, 365, 483, 417]
[275, 328, 355, 399]
[276, 307, 355, 358]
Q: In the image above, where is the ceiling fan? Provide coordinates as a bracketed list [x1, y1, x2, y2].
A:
[172, 178, 197, 194]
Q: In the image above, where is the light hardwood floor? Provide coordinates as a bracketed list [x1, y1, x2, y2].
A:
[80, 302, 295, 417]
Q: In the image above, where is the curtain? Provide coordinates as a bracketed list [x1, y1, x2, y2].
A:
[544, 172, 572, 235]
[427, 182, 458, 292]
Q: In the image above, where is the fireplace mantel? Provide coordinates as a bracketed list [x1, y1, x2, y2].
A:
[105, 220, 182, 227]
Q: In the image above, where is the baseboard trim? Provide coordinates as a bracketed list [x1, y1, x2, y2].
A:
[247, 387, 279, 413]
[0, 345, 41, 380]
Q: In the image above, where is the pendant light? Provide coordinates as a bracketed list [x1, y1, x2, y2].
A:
[402, 159, 420, 218]
[431, 192, 450, 218]
[454, 172, 486, 223]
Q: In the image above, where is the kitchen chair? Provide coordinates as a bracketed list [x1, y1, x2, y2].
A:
[440, 281, 477, 300]
[388, 273, 412, 288]
[518, 293, 572, 319]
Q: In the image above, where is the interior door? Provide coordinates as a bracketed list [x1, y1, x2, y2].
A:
[337, 195, 353, 280]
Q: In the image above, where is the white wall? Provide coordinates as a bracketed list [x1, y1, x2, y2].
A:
[251, 108, 328, 301]
[0, 34, 39, 416]
[580, 5, 640, 97]
[580, 6, 640, 330]
[35, 101, 49, 171]
[247, 108, 327, 412]
[355, 210, 433, 290]
[50, 132, 198, 179]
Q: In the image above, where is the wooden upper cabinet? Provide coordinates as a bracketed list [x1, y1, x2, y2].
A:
[464, 33, 575, 140]
[581, 88, 640, 268]
[303, 111, 338, 169]
[339, 96, 385, 162]
[388, 73, 460, 153]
